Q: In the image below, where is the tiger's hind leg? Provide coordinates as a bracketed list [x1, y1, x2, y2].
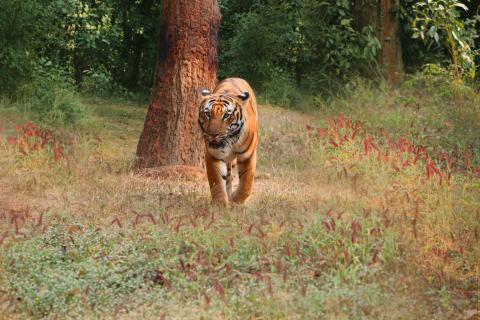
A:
[231, 150, 256, 204]
[205, 153, 229, 206]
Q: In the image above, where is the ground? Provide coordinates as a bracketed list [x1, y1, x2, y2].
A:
[0, 90, 478, 319]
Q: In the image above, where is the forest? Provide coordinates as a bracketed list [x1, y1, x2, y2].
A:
[0, 0, 479, 319]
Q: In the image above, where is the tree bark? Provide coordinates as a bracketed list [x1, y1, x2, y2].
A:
[378, 0, 404, 84]
[136, 0, 221, 169]
[353, 0, 404, 84]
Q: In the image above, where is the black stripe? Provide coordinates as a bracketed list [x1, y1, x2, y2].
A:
[221, 175, 227, 180]
[209, 141, 226, 149]
[228, 121, 244, 137]
[238, 105, 243, 121]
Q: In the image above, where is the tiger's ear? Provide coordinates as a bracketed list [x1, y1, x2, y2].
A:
[201, 89, 211, 96]
[237, 92, 249, 101]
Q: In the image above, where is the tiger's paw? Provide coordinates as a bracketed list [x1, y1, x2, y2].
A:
[211, 197, 229, 207]
[231, 191, 250, 205]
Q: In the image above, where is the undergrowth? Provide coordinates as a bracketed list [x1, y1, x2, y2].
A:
[14, 63, 88, 126]
[313, 65, 480, 169]
[0, 73, 478, 319]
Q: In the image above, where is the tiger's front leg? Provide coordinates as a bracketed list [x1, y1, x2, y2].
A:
[226, 161, 234, 199]
[205, 152, 229, 206]
[231, 150, 256, 204]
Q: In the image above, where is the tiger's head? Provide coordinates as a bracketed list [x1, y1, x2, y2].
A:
[198, 89, 249, 146]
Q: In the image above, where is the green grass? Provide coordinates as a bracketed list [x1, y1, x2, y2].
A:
[312, 72, 480, 169]
[0, 75, 478, 319]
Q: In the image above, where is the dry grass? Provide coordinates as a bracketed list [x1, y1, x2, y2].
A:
[0, 96, 478, 319]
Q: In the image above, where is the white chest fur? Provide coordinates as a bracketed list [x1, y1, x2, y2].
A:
[207, 143, 235, 162]
[207, 127, 248, 162]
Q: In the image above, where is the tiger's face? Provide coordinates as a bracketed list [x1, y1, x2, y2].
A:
[198, 90, 249, 146]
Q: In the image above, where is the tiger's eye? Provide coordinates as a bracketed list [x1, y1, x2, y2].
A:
[223, 113, 230, 120]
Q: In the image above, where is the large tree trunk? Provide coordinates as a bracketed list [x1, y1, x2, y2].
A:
[353, 0, 404, 84]
[136, 0, 221, 169]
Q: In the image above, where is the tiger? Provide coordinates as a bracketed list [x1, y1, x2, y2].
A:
[198, 78, 258, 206]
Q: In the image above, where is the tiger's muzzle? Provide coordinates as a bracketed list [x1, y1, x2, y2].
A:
[205, 132, 226, 145]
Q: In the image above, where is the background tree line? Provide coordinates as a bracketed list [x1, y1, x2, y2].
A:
[1, 0, 479, 122]
[0, 0, 161, 94]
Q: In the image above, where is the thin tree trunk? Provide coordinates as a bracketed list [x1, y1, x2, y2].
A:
[136, 0, 221, 169]
[128, 34, 145, 90]
[378, 0, 404, 84]
[353, 0, 404, 84]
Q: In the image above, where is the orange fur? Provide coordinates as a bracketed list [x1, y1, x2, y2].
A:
[198, 78, 258, 205]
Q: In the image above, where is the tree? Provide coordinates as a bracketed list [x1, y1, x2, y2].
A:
[136, 0, 222, 169]
[412, 0, 478, 79]
[379, 0, 404, 84]
[354, 0, 404, 84]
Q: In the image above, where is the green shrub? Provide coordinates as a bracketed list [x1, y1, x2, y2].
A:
[81, 67, 116, 98]
[313, 70, 480, 168]
[16, 61, 88, 126]
[81, 67, 144, 102]
[1, 228, 158, 317]
[219, 0, 379, 102]
[258, 71, 303, 107]
[412, 0, 479, 79]
[403, 64, 479, 102]
[0, 0, 52, 93]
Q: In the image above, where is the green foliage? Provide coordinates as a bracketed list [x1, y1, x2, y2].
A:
[399, 0, 441, 70]
[403, 66, 480, 163]
[219, 1, 302, 88]
[16, 61, 87, 125]
[1, 208, 395, 318]
[1, 0, 479, 110]
[299, 0, 380, 90]
[219, 0, 380, 102]
[412, 0, 480, 79]
[259, 73, 305, 107]
[315, 67, 480, 168]
[0, 0, 55, 93]
[2, 228, 153, 317]
[81, 67, 117, 98]
[0, 0, 161, 98]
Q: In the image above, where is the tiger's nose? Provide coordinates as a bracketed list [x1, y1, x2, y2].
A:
[207, 130, 221, 137]
[209, 133, 222, 142]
